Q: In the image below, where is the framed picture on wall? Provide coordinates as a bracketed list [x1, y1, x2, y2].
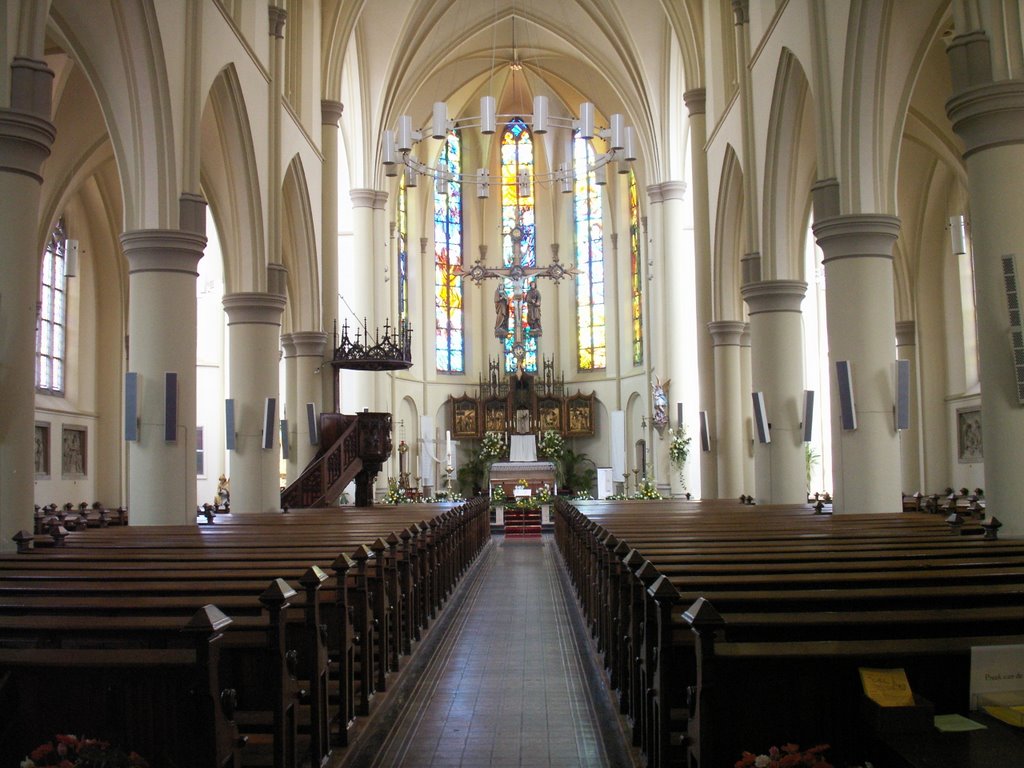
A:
[34, 423, 50, 477]
[957, 408, 983, 463]
[62, 425, 87, 477]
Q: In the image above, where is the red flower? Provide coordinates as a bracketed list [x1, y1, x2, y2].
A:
[30, 743, 55, 761]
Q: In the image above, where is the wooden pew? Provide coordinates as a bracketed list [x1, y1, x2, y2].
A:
[1, 498, 491, 767]
[552, 498, 1024, 768]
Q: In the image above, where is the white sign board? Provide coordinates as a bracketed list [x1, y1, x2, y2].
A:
[970, 644, 1024, 709]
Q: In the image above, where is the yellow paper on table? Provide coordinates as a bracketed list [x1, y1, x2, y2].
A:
[859, 667, 916, 707]
[983, 705, 1024, 728]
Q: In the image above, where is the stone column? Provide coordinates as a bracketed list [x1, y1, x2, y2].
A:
[321, 100, 343, 410]
[0, 57, 55, 547]
[685, 87, 718, 498]
[282, 331, 327, 481]
[895, 320, 921, 493]
[121, 230, 207, 524]
[742, 280, 807, 504]
[223, 291, 287, 512]
[661, 180, 699, 496]
[345, 189, 377, 412]
[709, 321, 747, 498]
[946, 28, 1024, 536]
[813, 209, 902, 513]
[740, 324, 754, 495]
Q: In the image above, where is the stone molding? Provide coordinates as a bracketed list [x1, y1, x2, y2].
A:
[373, 190, 389, 210]
[812, 214, 901, 264]
[121, 229, 207, 275]
[683, 88, 706, 117]
[741, 280, 807, 314]
[282, 331, 328, 358]
[321, 100, 344, 126]
[268, 5, 287, 38]
[708, 320, 748, 347]
[350, 188, 377, 208]
[223, 292, 287, 325]
[646, 183, 664, 204]
[0, 108, 55, 181]
[895, 320, 916, 348]
[946, 79, 1024, 158]
[660, 180, 687, 202]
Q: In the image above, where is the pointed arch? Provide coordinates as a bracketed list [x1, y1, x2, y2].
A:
[762, 48, 817, 281]
[200, 64, 265, 294]
[281, 154, 320, 333]
[713, 145, 746, 322]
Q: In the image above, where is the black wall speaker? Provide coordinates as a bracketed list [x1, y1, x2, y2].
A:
[895, 359, 911, 431]
[262, 397, 276, 450]
[802, 390, 815, 443]
[164, 372, 177, 442]
[124, 372, 139, 442]
[699, 410, 711, 452]
[225, 399, 236, 450]
[280, 419, 290, 460]
[306, 402, 319, 446]
[752, 392, 770, 444]
[836, 360, 857, 430]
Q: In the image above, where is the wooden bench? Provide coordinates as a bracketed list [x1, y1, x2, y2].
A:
[553, 498, 1024, 768]
[1, 498, 490, 768]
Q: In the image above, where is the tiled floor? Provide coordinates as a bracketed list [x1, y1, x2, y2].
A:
[353, 535, 633, 768]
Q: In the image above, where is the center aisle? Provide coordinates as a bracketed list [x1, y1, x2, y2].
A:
[345, 535, 634, 768]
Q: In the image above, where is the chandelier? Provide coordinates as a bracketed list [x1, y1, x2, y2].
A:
[381, 97, 637, 192]
[331, 318, 413, 371]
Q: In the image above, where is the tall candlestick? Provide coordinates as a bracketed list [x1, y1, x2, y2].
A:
[445, 429, 452, 464]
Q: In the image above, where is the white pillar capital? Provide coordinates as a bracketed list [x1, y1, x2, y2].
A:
[268, 4, 287, 37]
[0, 108, 55, 181]
[683, 88, 706, 117]
[223, 292, 287, 325]
[646, 183, 665, 204]
[350, 188, 377, 208]
[812, 214, 901, 263]
[373, 190, 389, 210]
[708, 320, 748, 347]
[321, 99, 344, 126]
[895, 320, 916, 347]
[282, 330, 328, 358]
[741, 280, 806, 314]
[660, 180, 687, 201]
[121, 229, 206, 274]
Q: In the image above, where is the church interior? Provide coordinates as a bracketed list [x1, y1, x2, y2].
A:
[2, 1, 1024, 767]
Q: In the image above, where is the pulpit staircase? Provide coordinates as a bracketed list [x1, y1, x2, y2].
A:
[280, 411, 392, 508]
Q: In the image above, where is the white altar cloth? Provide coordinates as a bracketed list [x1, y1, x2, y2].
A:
[509, 434, 538, 462]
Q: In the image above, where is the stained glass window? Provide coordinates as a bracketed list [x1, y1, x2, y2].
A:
[435, 131, 464, 372]
[630, 170, 643, 365]
[574, 132, 605, 370]
[37, 218, 67, 394]
[397, 174, 408, 325]
[501, 118, 537, 373]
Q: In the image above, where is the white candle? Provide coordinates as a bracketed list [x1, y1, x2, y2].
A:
[445, 430, 452, 463]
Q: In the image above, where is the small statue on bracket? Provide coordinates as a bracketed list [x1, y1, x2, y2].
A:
[652, 377, 670, 437]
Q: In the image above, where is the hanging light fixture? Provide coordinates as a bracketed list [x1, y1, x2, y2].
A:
[383, 98, 636, 188]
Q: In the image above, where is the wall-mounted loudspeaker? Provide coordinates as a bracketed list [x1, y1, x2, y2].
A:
[752, 392, 770, 444]
[895, 359, 911, 431]
[802, 390, 815, 443]
[164, 372, 178, 442]
[280, 419, 290, 460]
[262, 398, 277, 450]
[124, 372, 139, 442]
[225, 399, 236, 450]
[64, 239, 79, 278]
[699, 410, 711, 452]
[306, 403, 319, 446]
[836, 360, 857, 430]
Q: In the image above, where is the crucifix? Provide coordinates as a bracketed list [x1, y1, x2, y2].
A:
[463, 226, 580, 375]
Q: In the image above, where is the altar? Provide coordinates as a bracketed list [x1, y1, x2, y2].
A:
[487, 460, 557, 496]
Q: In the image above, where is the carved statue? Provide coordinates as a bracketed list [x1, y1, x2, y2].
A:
[494, 284, 510, 338]
[652, 377, 670, 436]
[526, 282, 542, 336]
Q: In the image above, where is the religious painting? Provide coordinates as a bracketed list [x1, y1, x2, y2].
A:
[450, 395, 480, 438]
[536, 397, 563, 433]
[483, 399, 508, 433]
[957, 407, 983, 463]
[565, 392, 595, 437]
[34, 422, 50, 477]
[61, 425, 87, 477]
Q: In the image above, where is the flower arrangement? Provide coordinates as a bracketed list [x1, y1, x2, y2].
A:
[516, 478, 529, 489]
[23, 735, 149, 767]
[572, 491, 595, 500]
[668, 426, 691, 488]
[480, 430, 508, 462]
[633, 478, 663, 500]
[735, 743, 832, 768]
[537, 429, 565, 461]
[382, 479, 415, 505]
[535, 484, 553, 503]
[490, 484, 507, 504]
